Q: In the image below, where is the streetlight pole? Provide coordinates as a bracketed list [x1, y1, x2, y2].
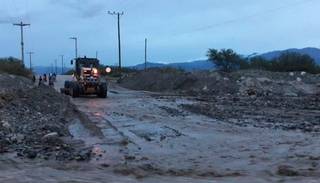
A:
[60, 55, 64, 74]
[69, 37, 78, 59]
[54, 59, 57, 74]
[27, 52, 34, 70]
[145, 38, 147, 71]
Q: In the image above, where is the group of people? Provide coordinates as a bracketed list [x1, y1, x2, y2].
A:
[34, 73, 57, 87]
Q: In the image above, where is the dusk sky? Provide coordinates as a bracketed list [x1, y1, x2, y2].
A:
[0, 0, 319, 67]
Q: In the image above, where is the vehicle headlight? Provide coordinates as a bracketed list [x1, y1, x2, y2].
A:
[93, 68, 98, 74]
[106, 67, 112, 73]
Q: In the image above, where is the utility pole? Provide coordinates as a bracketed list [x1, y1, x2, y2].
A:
[27, 52, 34, 70]
[69, 37, 78, 59]
[54, 59, 57, 74]
[108, 11, 124, 72]
[145, 38, 147, 71]
[51, 63, 54, 73]
[60, 55, 64, 74]
[13, 21, 30, 67]
[96, 51, 98, 59]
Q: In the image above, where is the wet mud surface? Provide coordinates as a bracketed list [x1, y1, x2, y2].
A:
[1, 75, 320, 183]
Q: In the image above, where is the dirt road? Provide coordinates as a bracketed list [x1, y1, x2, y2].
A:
[2, 75, 319, 183]
[59, 75, 320, 182]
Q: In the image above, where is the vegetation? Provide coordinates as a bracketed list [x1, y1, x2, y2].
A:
[0, 57, 32, 77]
[208, 49, 320, 74]
[207, 49, 243, 72]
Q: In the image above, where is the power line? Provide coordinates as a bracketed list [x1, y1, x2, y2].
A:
[13, 21, 30, 67]
[108, 11, 124, 72]
[179, 0, 316, 35]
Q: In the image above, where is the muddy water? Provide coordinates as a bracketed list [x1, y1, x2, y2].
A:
[1, 75, 319, 183]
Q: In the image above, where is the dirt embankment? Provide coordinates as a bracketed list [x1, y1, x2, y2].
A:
[120, 69, 320, 96]
[0, 74, 91, 161]
[120, 69, 320, 132]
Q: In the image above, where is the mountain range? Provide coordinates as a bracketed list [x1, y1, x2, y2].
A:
[33, 66, 72, 75]
[130, 60, 214, 71]
[32, 47, 320, 74]
[131, 47, 320, 71]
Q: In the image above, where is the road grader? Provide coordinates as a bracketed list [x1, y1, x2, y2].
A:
[61, 57, 108, 98]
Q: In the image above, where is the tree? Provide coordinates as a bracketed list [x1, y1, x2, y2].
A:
[249, 56, 271, 70]
[207, 49, 243, 72]
[271, 52, 318, 73]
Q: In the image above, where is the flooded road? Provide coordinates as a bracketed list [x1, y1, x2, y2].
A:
[1, 75, 320, 183]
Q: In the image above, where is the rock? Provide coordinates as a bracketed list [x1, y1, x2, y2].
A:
[1, 121, 11, 129]
[296, 77, 302, 82]
[42, 132, 58, 140]
[42, 132, 64, 146]
[24, 149, 37, 159]
[277, 165, 299, 176]
[284, 92, 298, 97]
[202, 85, 208, 91]
[124, 155, 136, 160]
[75, 148, 91, 161]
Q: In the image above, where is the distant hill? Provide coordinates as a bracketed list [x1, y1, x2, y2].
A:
[131, 60, 215, 71]
[260, 47, 320, 64]
[32, 47, 320, 73]
[130, 47, 320, 72]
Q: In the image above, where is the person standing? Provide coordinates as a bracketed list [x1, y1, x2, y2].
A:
[32, 75, 36, 83]
[38, 76, 43, 86]
[49, 75, 54, 87]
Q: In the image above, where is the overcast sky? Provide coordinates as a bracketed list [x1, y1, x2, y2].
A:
[0, 0, 319, 67]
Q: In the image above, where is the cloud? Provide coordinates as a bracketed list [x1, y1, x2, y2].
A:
[51, 0, 106, 18]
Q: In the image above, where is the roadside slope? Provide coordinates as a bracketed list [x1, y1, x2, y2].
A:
[0, 73, 91, 161]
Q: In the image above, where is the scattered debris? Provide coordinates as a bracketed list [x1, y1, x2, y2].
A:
[121, 69, 320, 132]
[0, 74, 91, 161]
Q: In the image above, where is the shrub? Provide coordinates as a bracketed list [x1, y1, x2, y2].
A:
[0, 57, 32, 77]
[248, 52, 320, 74]
[207, 49, 243, 72]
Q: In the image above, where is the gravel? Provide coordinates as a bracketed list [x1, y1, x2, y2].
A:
[0, 74, 91, 161]
[120, 69, 320, 132]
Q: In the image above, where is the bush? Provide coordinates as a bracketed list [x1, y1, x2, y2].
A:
[207, 49, 243, 72]
[207, 48, 320, 74]
[271, 52, 319, 73]
[0, 57, 32, 77]
[248, 52, 320, 74]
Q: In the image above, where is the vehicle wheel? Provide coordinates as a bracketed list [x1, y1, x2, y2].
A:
[71, 83, 80, 98]
[98, 83, 107, 98]
[64, 81, 70, 88]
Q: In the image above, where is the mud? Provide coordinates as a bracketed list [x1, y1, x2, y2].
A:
[181, 94, 320, 132]
[1, 74, 320, 183]
[53, 75, 320, 182]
